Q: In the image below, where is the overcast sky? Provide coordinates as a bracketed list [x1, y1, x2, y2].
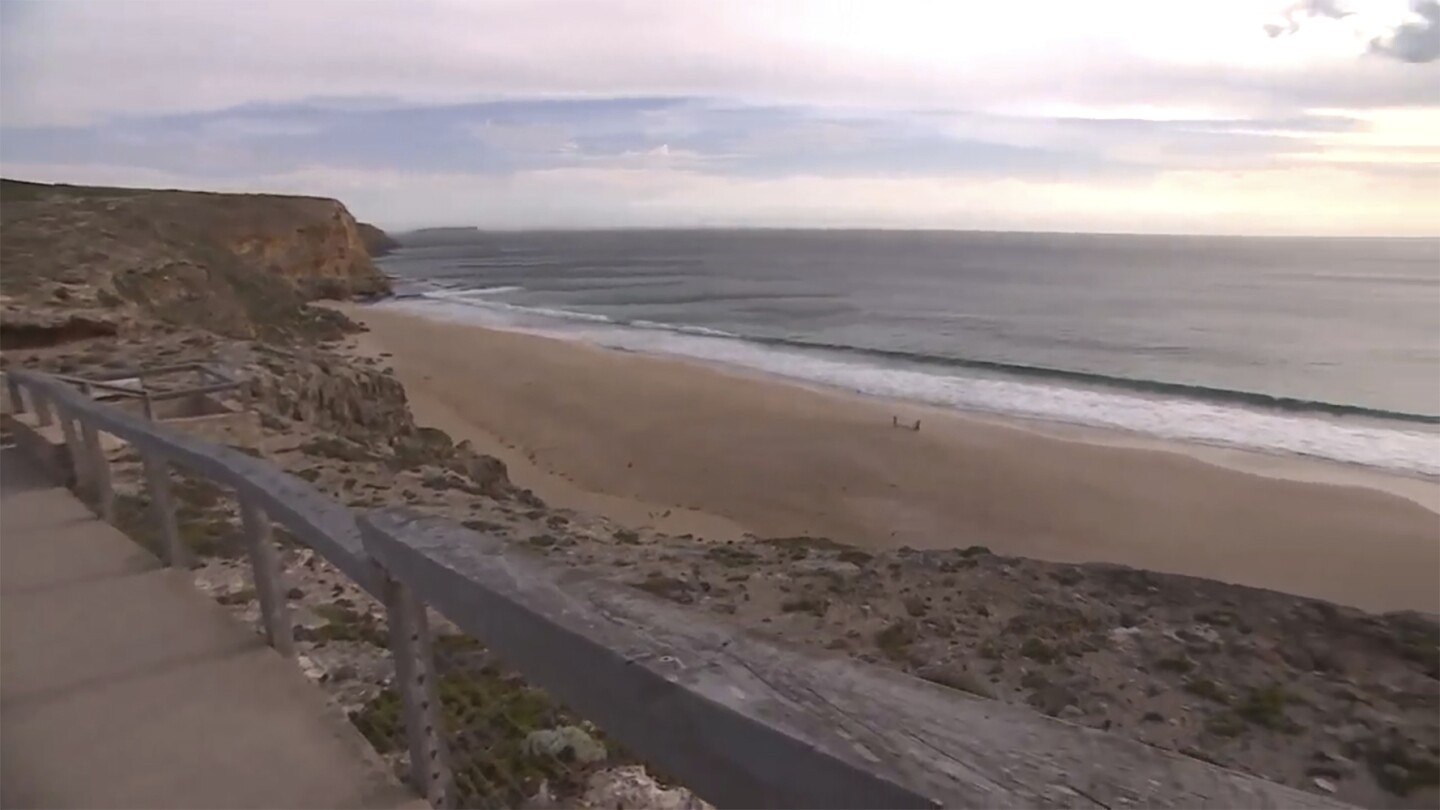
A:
[2, 0, 1437, 234]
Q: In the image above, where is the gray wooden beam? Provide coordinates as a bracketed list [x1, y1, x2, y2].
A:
[56, 409, 91, 499]
[381, 570, 453, 807]
[7, 371, 380, 597]
[33, 391, 54, 427]
[142, 452, 187, 568]
[240, 496, 296, 658]
[147, 380, 243, 402]
[80, 421, 115, 524]
[6, 375, 26, 415]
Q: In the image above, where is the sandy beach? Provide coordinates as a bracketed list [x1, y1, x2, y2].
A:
[337, 304, 1440, 614]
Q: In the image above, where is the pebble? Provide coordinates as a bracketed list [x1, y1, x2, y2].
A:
[1312, 777, 1336, 794]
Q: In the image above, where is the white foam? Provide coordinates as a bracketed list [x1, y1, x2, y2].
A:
[631, 320, 740, 338]
[421, 285, 523, 298]
[378, 297, 1440, 478]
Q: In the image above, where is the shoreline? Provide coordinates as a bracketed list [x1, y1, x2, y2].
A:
[663, 347, 1440, 514]
[335, 302, 1440, 613]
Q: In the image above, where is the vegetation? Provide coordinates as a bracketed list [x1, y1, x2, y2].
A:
[1234, 684, 1298, 733]
[918, 667, 994, 699]
[704, 545, 759, 568]
[1364, 736, 1440, 796]
[1019, 637, 1058, 664]
[313, 603, 388, 647]
[780, 596, 829, 616]
[350, 667, 599, 807]
[875, 619, 917, 661]
[1205, 713, 1245, 738]
[1183, 676, 1229, 704]
[1155, 656, 1194, 674]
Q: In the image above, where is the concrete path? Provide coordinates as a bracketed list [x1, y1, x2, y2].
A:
[0, 447, 420, 809]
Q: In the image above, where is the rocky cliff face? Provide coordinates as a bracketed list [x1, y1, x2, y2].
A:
[356, 223, 400, 257]
[0, 179, 390, 347]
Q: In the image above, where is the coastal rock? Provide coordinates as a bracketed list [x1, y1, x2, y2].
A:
[357, 222, 400, 258]
[0, 305, 122, 350]
[249, 349, 414, 440]
[575, 766, 710, 810]
[522, 726, 607, 764]
[0, 179, 389, 341]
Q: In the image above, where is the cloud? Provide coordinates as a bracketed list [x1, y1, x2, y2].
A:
[1265, 0, 1440, 63]
[1, 1, 1436, 233]
[1265, 0, 1354, 37]
[4, 158, 1434, 236]
[3, 0, 1437, 130]
[1372, 0, 1440, 62]
[4, 98, 1389, 184]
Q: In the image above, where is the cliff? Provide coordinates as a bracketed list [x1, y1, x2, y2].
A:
[0, 179, 390, 347]
[357, 222, 400, 257]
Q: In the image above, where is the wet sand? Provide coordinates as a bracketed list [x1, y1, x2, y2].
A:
[337, 304, 1440, 613]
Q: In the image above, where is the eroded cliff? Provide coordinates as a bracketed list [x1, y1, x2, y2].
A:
[0, 179, 390, 347]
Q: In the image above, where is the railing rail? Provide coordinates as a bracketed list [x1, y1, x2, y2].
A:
[6, 369, 379, 596]
[1, 369, 1351, 810]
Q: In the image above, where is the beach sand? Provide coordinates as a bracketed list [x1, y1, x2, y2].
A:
[336, 304, 1440, 614]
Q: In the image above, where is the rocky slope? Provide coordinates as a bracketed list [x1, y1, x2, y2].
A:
[0, 179, 390, 348]
[1, 181, 1435, 809]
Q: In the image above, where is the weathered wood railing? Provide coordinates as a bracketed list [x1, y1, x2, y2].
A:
[2, 369, 1350, 809]
[55, 361, 246, 420]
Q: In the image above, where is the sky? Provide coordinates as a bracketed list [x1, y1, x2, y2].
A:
[1, 0, 1438, 235]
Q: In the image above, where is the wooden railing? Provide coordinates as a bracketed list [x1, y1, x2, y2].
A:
[2, 369, 1349, 809]
[55, 362, 246, 420]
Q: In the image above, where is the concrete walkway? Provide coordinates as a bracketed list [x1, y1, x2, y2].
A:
[0, 447, 420, 809]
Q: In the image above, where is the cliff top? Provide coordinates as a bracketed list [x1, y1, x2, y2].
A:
[0, 179, 391, 349]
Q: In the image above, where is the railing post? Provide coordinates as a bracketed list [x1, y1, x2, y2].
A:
[6, 375, 25, 415]
[80, 420, 115, 523]
[56, 409, 91, 495]
[33, 390, 54, 427]
[382, 570, 453, 808]
[142, 452, 187, 568]
[239, 496, 296, 657]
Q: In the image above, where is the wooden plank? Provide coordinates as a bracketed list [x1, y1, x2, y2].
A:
[201, 363, 241, 385]
[360, 508, 1352, 810]
[33, 391, 54, 427]
[381, 571, 453, 807]
[240, 496, 296, 658]
[7, 375, 26, 415]
[73, 361, 209, 382]
[80, 421, 115, 524]
[56, 410, 92, 500]
[142, 452, 187, 568]
[8, 372, 380, 597]
[147, 381, 243, 402]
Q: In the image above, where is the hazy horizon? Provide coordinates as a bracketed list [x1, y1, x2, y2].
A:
[3, 1, 1437, 236]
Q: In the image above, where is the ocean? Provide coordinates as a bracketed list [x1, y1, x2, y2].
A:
[374, 230, 1440, 477]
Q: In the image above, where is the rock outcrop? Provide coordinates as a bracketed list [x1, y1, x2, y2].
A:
[0, 179, 390, 346]
[356, 223, 400, 258]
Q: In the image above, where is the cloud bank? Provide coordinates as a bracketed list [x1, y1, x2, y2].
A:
[2, 0, 1436, 234]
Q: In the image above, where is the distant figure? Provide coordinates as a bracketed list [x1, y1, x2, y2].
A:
[891, 416, 921, 431]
